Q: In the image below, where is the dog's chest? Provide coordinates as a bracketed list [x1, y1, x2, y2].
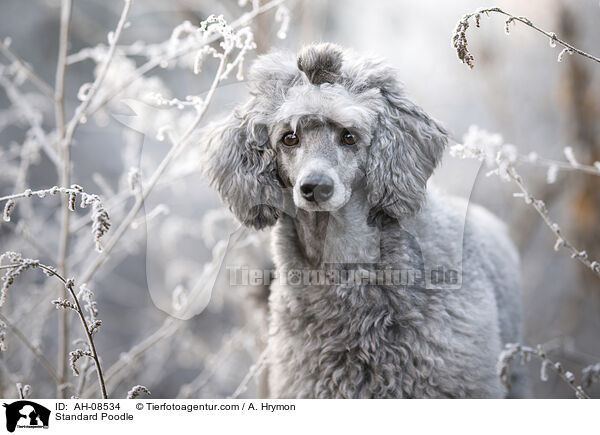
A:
[267, 214, 499, 398]
[268, 271, 466, 398]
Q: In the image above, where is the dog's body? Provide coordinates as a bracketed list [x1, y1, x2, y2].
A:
[203, 43, 525, 398]
[268, 190, 524, 398]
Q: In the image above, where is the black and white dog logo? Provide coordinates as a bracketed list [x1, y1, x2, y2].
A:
[3, 401, 50, 432]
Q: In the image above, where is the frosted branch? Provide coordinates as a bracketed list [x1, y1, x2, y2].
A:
[451, 126, 600, 279]
[126, 384, 151, 399]
[452, 7, 600, 69]
[0, 186, 111, 252]
[229, 347, 268, 399]
[0, 252, 107, 398]
[498, 343, 590, 398]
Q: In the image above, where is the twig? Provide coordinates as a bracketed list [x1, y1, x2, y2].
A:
[517, 153, 600, 177]
[82, 317, 179, 398]
[0, 256, 108, 398]
[230, 347, 268, 399]
[79, 35, 230, 285]
[507, 166, 600, 278]
[85, 0, 284, 119]
[0, 74, 60, 166]
[52, 7, 132, 358]
[498, 343, 590, 398]
[54, 0, 71, 149]
[126, 384, 150, 399]
[53, 7, 132, 366]
[0, 186, 80, 203]
[0, 39, 55, 100]
[68, 161, 203, 244]
[61, 0, 133, 150]
[43, 265, 108, 398]
[1, 186, 111, 260]
[54, 0, 73, 399]
[450, 127, 600, 279]
[82, 236, 236, 398]
[16, 383, 31, 399]
[452, 7, 600, 69]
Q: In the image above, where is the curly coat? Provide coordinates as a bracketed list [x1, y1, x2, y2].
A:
[201, 43, 526, 398]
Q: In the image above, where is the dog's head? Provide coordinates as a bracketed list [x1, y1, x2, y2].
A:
[202, 43, 448, 229]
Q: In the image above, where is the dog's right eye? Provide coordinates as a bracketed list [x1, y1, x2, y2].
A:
[282, 132, 299, 147]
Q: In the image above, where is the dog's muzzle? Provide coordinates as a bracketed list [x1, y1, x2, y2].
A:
[299, 173, 334, 203]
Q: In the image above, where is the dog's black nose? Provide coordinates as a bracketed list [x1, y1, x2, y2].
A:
[300, 174, 334, 202]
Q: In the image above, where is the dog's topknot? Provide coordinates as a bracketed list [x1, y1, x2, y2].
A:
[297, 43, 344, 86]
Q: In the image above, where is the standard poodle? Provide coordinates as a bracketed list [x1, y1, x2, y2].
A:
[201, 43, 526, 398]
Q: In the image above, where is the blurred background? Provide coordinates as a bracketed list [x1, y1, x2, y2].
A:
[0, 0, 599, 398]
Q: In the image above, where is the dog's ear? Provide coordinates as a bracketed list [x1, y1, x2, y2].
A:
[365, 67, 448, 220]
[202, 99, 282, 230]
[202, 51, 300, 230]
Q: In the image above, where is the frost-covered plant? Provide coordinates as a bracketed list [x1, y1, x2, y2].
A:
[126, 384, 150, 399]
[451, 126, 600, 278]
[0, 0, 287, 399]
[1, 252, 106, 397]
[16, 383, 32, 399]
[452, 5, 600, 398]
[498, 343, 589, 399]
[452, 7, 600, 69]
[1, 185, 111, 252]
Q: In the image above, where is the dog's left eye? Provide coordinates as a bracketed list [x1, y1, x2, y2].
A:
[341, 130, 356, 146]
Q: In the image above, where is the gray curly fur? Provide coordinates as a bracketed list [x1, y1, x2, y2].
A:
[297, 42, 343, 85]
[201, 43, 526, 398]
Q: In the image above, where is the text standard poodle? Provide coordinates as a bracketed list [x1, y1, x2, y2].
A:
[201, 43, 526, 398]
